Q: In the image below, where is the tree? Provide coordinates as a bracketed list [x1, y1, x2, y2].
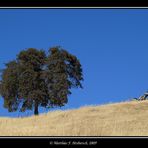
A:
[0, 47, 83, 115]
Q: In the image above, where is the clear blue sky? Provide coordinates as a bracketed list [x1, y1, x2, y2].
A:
[0, 9, 148, 117]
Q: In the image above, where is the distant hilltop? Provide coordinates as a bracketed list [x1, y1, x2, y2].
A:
[132, 90, 148, 101]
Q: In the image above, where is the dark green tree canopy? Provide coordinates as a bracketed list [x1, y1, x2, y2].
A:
[0, 47, 83, 115]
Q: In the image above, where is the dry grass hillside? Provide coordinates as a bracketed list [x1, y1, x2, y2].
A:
[1, 100, 148, 136]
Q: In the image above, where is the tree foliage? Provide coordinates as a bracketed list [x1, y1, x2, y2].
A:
[0, 47, 83, 115]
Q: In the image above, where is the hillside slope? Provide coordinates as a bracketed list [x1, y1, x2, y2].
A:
[0, 100, 148, 136]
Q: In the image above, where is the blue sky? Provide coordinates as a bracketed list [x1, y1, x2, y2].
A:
[0, 9, 148, 117]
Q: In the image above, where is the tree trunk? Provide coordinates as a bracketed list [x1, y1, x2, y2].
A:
[34, 101, 39, 115]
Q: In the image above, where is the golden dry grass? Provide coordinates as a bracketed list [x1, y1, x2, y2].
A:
[1, 100, 148, 136]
